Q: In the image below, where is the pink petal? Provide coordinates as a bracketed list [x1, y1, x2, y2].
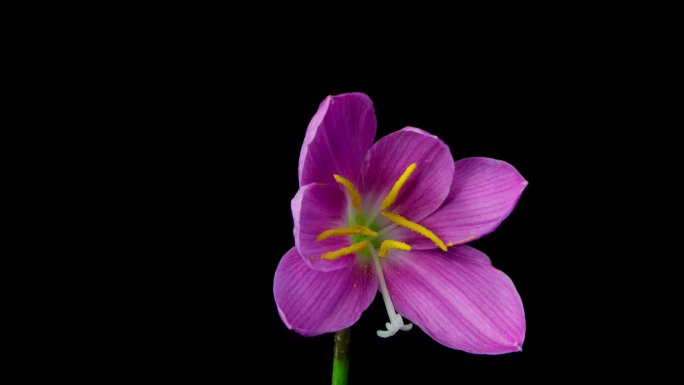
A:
[292, 183, 352, 271]
[382, 246, 525, 354]
[399, 157, 528, 249]
[274, 247, 378, 336]
[360, 127, 454, 221]
[298, 93, 377, 186]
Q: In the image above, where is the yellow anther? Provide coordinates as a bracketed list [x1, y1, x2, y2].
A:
[321, 240, 369, 260]
[378, 240, 411, 258]
[334, 174, 362, 211]
[380, 212, 447, 251]
[381, 163, 417, 210]
[317, 225, 378, 241]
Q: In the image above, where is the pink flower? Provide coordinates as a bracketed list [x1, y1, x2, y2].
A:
[274, 93, 527, 354]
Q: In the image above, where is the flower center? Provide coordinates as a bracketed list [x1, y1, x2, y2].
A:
[315, 163, 451, 338]
[318, 163, 447, 260]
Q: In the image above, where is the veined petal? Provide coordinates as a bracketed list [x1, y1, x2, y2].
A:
[382, 246, 525, 354]
[274, 247, 378, 336]
[399, 157, 527, 249]
[292, 183, 352, 271]
[360, 127, 454, 221]
[298, 93, 377, 186]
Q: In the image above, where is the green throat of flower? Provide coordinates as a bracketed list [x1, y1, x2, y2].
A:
[317, 163, 448, 261]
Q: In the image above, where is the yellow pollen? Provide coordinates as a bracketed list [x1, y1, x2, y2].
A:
[381, 163, 417, 210]
[380, 212, 447, 251]
[321, 240, 369, 260]
[317, 225, 378, 241]
[378, 240, 411, 258]
[334, 174, 362, 211]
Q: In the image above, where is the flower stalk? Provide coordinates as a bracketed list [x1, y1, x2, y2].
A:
[332, 328, 351, 385]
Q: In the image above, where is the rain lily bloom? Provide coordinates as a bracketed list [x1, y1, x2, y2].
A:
[274, 93, 527, 354]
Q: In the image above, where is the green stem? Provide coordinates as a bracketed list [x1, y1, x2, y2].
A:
[332, 328, 351, 385]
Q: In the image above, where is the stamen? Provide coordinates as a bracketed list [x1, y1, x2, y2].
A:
[378, 240, 411, 258]
[367, 243, 412, 337]
[333, 174, 362, 211]
[321, 240, 368, 260]
[381, 212, 447, 251]
[317, 225, 378, 241]
[381, 163, 417, 210]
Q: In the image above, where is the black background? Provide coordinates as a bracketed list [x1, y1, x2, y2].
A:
[23, 9, 675, 381]
[119, 41, 656, 382]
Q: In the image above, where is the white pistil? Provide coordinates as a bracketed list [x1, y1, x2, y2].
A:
[367, 243, 412, 338]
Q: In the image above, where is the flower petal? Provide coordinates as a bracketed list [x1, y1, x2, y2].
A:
[382, 246, 525, 354]
[293, 183, 353, 271]
[298, 93, 377, 186]
[274, 247, 378, 336]
[360, 127, 454, 221]
[399, 157, 528, 249]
